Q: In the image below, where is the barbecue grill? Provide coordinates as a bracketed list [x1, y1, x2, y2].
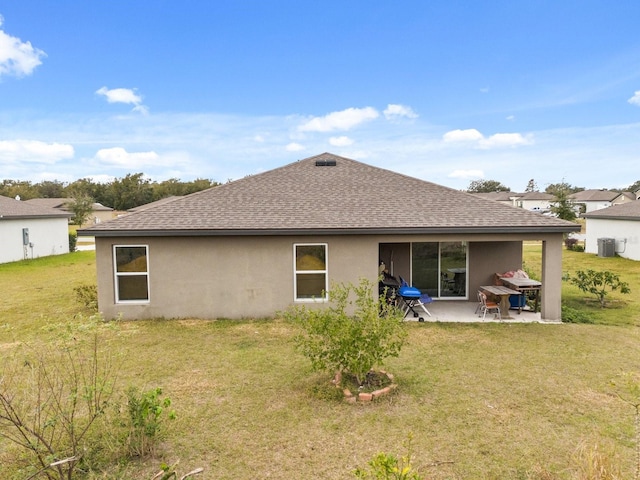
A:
[398, 277, 432, 321]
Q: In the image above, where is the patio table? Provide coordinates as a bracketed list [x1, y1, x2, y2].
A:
[499, 277, 542, 313]
[479, 285, 521, 319]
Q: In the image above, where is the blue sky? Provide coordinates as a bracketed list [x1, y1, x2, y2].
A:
[1, 1, 639, 191]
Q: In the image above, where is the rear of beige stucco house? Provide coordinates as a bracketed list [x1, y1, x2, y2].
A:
[79, 153, 580, 321]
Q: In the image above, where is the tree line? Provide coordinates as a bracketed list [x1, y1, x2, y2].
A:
[466, 178, 640, 196]
[0, 173, 220, 211]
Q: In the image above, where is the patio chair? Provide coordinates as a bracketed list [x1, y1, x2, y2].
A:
[474, 290, 483, 314]
[478, 291, 501, 320]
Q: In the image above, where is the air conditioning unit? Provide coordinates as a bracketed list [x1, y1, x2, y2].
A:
[597, 238, 615, 257]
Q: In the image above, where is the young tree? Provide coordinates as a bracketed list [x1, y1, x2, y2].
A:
[284, 278, 407, 387]
[0, 331, 117, 479]
[466, 179, 510, 193]
[66, 195, 95, 226]
[566, 269, 631, 308]
[524, 178, 538, 192]
[549, 184, 578, 221]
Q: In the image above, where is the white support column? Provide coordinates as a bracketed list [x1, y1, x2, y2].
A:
[541, 236, 563, 321]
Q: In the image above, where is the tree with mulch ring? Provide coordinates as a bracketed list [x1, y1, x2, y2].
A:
[283, 277, 407, 397]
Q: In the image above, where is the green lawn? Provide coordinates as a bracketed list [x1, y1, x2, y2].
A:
[1, 248, 639, 479]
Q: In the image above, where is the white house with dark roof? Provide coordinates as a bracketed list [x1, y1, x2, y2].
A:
[473, 191, 556, 212]
[570, 189, 635, 213]
[79, 153, 580, 321]
[582, 201, 640, 261]
[516, 192, 556, 212]
[0, 196, 72, 263]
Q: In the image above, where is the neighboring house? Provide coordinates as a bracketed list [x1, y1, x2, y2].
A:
[570, 189, 635, 213]
[79, 153, 580, 321]
[515, 192, 556, 212]
[473, 191, 556, 212]
[582, 201, 640, 261]
[0, 195, 71, 264]
[25, 198, 115, 227]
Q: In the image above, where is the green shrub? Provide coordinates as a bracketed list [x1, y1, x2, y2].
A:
[69, 231, 77, 252]
[283, 277, 407, 387]
[561, 304, 593, 323]
[74, 283, 98, 311]
[124, 386, 176, 457]
[354, 434, 424, 479]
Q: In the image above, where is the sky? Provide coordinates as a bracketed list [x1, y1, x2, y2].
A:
[1, 1, 639, 192]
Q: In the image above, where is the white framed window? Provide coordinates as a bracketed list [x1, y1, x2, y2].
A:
[113, 245, 150, 303]
[293, 243, 328, 301]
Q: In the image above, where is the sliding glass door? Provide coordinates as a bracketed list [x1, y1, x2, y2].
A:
[411, 241, 467, 298]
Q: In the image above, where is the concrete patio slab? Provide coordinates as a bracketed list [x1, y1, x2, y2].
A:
[402, 300, 559, 324]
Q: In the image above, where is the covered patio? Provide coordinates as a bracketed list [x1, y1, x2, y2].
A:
[401, 299, 551, 324]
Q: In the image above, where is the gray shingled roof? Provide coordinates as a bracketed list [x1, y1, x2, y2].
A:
[79, 153, 581, 237]
[519, 191, 556, 201]
[0, 195, 72, 219]
[570, 189, 630, 202]
[128, 196, 181, 213]
[25, 198, 113, 211]
[471, 192, 519, 202]
[582, 200, 640, 220]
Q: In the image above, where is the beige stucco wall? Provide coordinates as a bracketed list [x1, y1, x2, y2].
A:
[96, 235, 379, 320]
[468, 241, 523, 292]
[94, 232, 565, 321]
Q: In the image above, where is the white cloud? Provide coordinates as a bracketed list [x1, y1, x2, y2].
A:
[443, 129, 484, 143]
[479, 133, 533, 149]
[383, 104, 418, 120]
[3, 109, 638, 193]
[96, 86, 148, 114]
[480, 87, 490, 93]
[628, 90, 640, 106]
[0, 140, 74, 164]
[506, 115, 515, 121]
[0, 16, 46, 78]
[94, 147, 159, 168]
[285, 142, 305, 152]
[298, 107, 379, 132]
[443, 128, 533, 149]
[329, 136, 354, 147]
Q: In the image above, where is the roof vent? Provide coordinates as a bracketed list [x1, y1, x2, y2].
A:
[315, 159, 337, 166]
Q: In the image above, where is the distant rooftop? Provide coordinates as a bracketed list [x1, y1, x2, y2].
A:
[0, 195, 72, 219]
